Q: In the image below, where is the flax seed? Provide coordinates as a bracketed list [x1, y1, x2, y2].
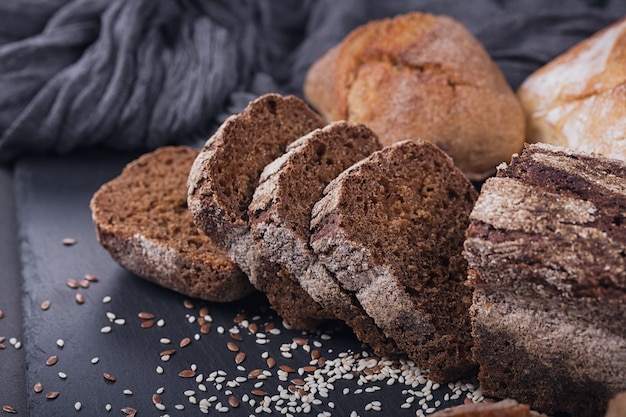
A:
[230, 332, 243, 341]
[183, 299, 194, 309]
[137, 312, 154, 319]
[75, 293, 85, 304]
[103, 372, 116, 382]
[45, 392, 59, 399]
[46, 356, 58, 366]
[34, 382, 43, 393]
[84, 273, 99, 282]
[266, 357, 276, 368]
[152, 394, 163, 404]
[279, 365, 295, 373]
[121, 406, 137, 416]
[226, 341, 239, 352]
[251, 389, 268, 396]
[179, 337, 191, 348]
[293, 337, 307, 346]
[79, 279, 90, 288]
[178, 369, 195, 378]
[160, 349, 176, 357]
[141, 319, 154, 328]
[228, 396, 240, 408]
[200, 324, 211, 334]
[248, 323, 258, 334]
[66, 278, 79, 289]
[2, 405, 16, 414]
[40, 300, 50, 310]
[235, 352, 246, 364]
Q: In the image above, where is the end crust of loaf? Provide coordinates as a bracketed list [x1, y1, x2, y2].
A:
[90, 146, 252, 302]
[310, 140, 478, 382]
[465, 143, 626, 417]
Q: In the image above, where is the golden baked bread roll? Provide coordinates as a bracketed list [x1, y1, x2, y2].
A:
[304, 12, 525, 181]
[518, 16, 626, 161]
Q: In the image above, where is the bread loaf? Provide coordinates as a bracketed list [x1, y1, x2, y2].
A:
[249, 121, 400, 356]
[465, 143, 626, 417]
[304, 12, 525, 181]
[90, 146, 253, 302]
[187, 93, 333, 328]
[430, 399, 546, 417]
[310, 140, 478, 382]
[518, 17, 626, 162]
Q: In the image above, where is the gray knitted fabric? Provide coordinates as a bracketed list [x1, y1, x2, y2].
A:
[1, 0, 625, 162]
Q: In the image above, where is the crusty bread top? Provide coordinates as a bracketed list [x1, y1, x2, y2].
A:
[517, 17, 626, 160]
[90, 146, 252, 302]
[187, 93, 326, 250]
[304, 12, 525, 180]
[466, 142, 626, 296]
[430, 399, 546, 417]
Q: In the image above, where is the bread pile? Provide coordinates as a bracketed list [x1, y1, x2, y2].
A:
[187, 93, 478, 382]
[90, 11, 626, 417]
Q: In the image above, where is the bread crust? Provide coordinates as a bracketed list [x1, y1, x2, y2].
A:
[518, 16, 626, 162]
[90, 146, 252, 302]
[304, 12, 525, 181]
[465, 143, 626, 417]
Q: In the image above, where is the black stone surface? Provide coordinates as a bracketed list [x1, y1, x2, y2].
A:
[4, 149, 480, 416]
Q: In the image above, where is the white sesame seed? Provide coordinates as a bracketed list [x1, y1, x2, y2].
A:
[102, 296, 112, 303]
[56, 339, 64, 348]
[74, 402, 81, 411]
[58, 372, 67, 379]
[91, 357, 99, 364]
[114, 318, 126, 325]
[123, 389, 132, 395]
[105, 404, 111, 411]
[155, 403, 166, 411]
[157, 319, 165, 327]
[100, 326, 112, 334]
[156, 366, 164, 374]
[157, 387, 165, 394]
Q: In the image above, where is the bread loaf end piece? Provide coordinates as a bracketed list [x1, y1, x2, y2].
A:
[465, 143, 626, 417]
[91, 146, 253, 302]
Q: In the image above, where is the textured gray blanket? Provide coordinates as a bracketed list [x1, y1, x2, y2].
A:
[1, 0, 625, 162]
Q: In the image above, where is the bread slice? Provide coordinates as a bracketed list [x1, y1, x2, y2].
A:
[465, 143, 626, 417]
[249, 121, 400, 356]
[187, 93, 331, 328]
[90, 146, 252, 302]
[310, 140, 478, 382]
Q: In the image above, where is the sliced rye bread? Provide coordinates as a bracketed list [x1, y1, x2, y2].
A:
[310, 140, 478, 382]
[465, 143, 626, 417]
[90, 146, 253, 302]
[187, 93, 332, 328]
[248, 121, 401, 356]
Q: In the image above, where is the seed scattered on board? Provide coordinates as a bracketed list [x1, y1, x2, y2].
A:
[2, 405, 17, 414]
[62, 237, 77, 246]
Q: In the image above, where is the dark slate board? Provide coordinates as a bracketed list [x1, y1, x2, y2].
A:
[10, 149, 483, 416]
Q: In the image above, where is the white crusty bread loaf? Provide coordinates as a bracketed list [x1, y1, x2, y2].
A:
[90, 146, 253, 302]
[310, 140, 478, 382]
[518, 16, 626, 161]
[304, 12, 525, 181]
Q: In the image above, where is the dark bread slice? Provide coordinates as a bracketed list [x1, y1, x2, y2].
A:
[90, 146, 252, 302]
[249, 121, 401, 356]
[187, 93, 332, 328]
[465, 143, 626, 417]
[310, 140, 478, 382]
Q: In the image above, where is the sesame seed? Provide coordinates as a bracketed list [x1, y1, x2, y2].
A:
[74, 402, 82, 411]
[100, 326, 112, 334]
[156, 366, 164, 374]
[56, 339, 64, 348]
[91, 357, 99, 364]
[58, 372, 67, 379]
[157, 319, 165, 327]
[102, 296, 111, 303]
[62, 237, 77, 246]
[123, 389, 132, 395]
